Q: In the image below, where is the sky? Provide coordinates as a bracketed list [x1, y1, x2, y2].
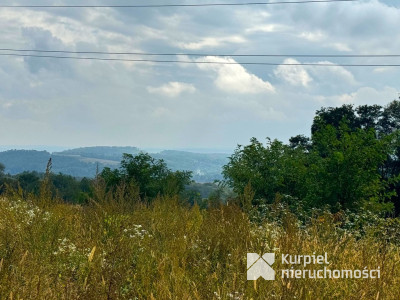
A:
[0, 0, 399, 151]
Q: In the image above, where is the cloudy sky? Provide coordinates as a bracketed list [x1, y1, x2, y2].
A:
[0, 0, 399, 150]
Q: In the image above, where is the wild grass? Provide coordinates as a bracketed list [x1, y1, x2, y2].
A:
[0, 192, 399, 299]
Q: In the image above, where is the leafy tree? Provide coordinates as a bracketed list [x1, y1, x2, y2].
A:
[311, 100, 400, 214]
[379, 100, 400, 135]
[356, 104, 383, 131]
[51, 173, 83, 203]
[222, 138, 308, 206]
[289, 134, 311, 151]
[0, 162, 13, 194]
[79, 177, 92, 194]
[311, 104, 358, 134]
[309, 122, 395, 212]
[311, 100, 400, 137]
[223, 112, 399, 211]
[101, 153, 192, 199]
[77, 177, 93, 204]
[17, 171, 41, 195]
[0, 162, 4, 177]
[101, 167, 122, 189]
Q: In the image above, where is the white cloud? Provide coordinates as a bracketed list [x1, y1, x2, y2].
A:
[308, 61, 357, 86]
[177, 35, 246, 50]
[336, 86, 398, 106]
[246, 24, 288, 34]
[274, 59, 357, 88]
[312, 86, 398, 108]
[328, 43, 352, 52]
[298, 31, 325, 42]
[274, 59, 313, 87]
[196, 56, 275, 94]
[147, 82, 196, 98]
[373, 67, 395, 73]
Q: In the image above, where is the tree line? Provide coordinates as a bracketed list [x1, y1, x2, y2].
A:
[1, 100, 399, 216]
[223, 100, 400, 215]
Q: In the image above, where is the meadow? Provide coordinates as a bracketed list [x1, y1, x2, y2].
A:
[1, 189, 399, 300]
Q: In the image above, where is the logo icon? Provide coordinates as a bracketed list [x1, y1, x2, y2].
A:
[247, 253, 275, 280]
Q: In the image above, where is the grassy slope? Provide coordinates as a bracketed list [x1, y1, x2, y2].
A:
[0, 196, 399, 300]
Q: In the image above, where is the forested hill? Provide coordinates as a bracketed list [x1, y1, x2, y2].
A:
[0, 147, 229, 182]
[55, 146, 140, 161]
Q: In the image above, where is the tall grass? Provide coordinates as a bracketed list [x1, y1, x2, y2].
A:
[0, 192, 399, 299]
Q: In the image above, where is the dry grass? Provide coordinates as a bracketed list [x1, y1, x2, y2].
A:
[0, 194, 399, 299]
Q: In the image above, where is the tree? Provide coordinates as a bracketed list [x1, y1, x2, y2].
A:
[222, 138, 308, 206]
[379, 100, 400, 135]
[289, 134, 311, 151]
[311, 100, 400, 214]
[51, 173, 83, 203]
[311, 100, 400, 137]
[311, 104, 358, 134]
[356, 104, 383, 131]
[101, 153, 192, 199]
[223, 128, 395, 213]
[0, 162, 4, 177]
[17, 171, 41, 195]
[309, 122, 395, 212]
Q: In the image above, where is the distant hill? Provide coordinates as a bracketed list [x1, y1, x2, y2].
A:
[55, 146, 140, 161]
[0, 150, 108, 178]
[0, 147, 230, 182]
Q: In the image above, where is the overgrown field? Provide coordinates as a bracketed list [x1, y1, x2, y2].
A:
[1, 195, 400, 300]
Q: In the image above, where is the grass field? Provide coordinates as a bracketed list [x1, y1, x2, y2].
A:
[1, 193, 399, 299]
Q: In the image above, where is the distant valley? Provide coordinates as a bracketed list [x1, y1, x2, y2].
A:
[0, 146, 230, 182]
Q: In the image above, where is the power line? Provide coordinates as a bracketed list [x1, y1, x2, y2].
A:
[1, 48, 399, 58]
[1, 52, 400, 67]
[0, 0, 359, 8]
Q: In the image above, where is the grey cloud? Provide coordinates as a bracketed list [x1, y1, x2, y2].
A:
[21, 27, 73, 73]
